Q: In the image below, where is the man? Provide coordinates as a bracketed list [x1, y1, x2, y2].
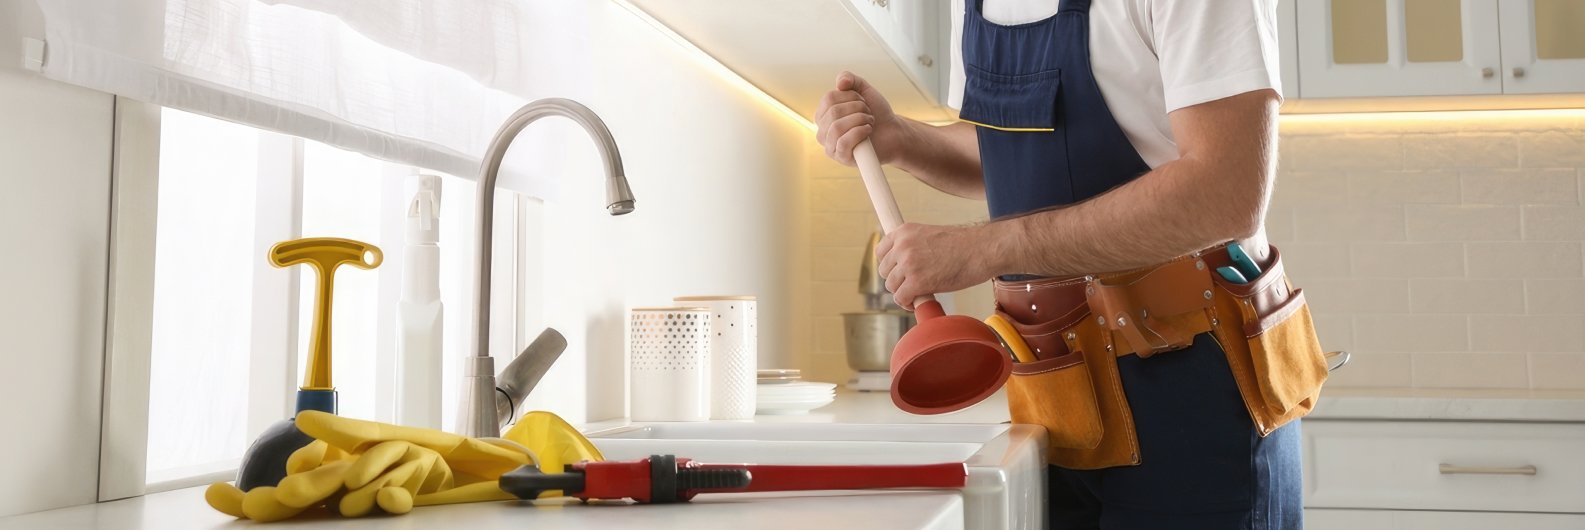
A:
[816, 0, 1298, 528]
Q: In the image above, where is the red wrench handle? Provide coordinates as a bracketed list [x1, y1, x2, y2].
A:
[700, 462, 967, 493]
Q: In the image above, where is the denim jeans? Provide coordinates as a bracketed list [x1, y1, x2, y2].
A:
[1046, 333, 1305, 529]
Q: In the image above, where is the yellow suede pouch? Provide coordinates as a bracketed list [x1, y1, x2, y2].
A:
[996, 307, 1140, 469]
[1208, 248, 1328, 436]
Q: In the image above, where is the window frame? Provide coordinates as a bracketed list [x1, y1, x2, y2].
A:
[97, 105, 529, 498]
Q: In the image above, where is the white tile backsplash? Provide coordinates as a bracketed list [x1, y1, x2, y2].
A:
[1412, 352, 1531, 389]
[1408, 279, 1525, 314]
[1405, 205, 1522, 241]
[802, 111, 1585, 390]
[1403, 133, 1518, 169]
[1466, 242, 1583, 278]
[1469, 315, 1585, 353]
[1354, 314, 1470, 352]
[1459, 168, 1579, 204]
[1522, 206, 1585, 240]
[1347, 170, 1461, 204]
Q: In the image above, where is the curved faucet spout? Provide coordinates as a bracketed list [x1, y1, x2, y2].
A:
[459, 98, 636, 438]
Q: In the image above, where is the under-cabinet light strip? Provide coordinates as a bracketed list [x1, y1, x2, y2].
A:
[610, 0, 819, 132]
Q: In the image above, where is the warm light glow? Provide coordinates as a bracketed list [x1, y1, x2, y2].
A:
[611, 0, 819, 133]
[1280, 107, 1585, 125]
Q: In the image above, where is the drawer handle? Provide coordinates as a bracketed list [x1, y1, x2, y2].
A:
[1438, 463, 1537, 476]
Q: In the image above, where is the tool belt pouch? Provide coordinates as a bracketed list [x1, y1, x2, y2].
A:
[1001, 307, 1104, 452]
[996, 278, 1140, 470]
[1207, 246, 1328, 436]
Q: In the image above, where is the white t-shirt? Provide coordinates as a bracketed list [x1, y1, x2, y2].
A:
[971, 0, 1283, 168]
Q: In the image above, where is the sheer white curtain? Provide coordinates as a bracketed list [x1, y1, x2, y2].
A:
[32, 0, 585, 196]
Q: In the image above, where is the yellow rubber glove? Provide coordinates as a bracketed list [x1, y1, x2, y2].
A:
[296, 410, 532, 481]
[205, 410, 599, 522]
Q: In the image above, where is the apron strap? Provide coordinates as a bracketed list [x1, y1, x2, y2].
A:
[1060, 0, 1092, 14]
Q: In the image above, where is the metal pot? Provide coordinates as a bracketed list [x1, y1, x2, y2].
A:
[842, 310, 916, 372]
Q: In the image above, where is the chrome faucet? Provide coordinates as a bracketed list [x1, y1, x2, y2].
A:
[457, 98, 635, 438]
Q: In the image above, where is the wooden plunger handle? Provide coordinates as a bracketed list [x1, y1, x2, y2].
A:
[852, 140, 937, 313]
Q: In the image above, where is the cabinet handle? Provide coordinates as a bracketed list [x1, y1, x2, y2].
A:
[1438, 463, 1537, 476]
[872, 0, 888, 7]
[1513, 67, 1526, 78]
[1481, 67, 1495, 79]
[917, 54, 934, 67]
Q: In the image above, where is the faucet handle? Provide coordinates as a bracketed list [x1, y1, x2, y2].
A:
[494, 328, 569, 427]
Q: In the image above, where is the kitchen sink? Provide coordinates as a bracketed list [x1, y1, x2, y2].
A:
[585, 422, 1047, 530]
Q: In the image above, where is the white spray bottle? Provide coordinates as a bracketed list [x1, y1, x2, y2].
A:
[397, 173, 444, 429]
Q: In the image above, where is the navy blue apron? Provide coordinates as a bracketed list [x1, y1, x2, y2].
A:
[958, 1, 1303, 528]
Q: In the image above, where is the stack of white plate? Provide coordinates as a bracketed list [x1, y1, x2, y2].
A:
[755, 369, 835, 415]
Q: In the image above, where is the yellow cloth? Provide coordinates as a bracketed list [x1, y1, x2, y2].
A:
[206, 410, 602, 522]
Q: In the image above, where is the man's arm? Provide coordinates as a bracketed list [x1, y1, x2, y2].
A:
[890, 120, 985, 199]
[817, 72, 985, 199]
[989, 89, 1279, 276]
[876, 89, 1278, 307]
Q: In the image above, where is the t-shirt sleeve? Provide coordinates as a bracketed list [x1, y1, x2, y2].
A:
[1150, 0, 1284, 112]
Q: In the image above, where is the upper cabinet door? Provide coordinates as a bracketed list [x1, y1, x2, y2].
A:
[1298, 0, 1502, 98]
[1498, 0, 1585, 94]
[843, 0, 945, 104]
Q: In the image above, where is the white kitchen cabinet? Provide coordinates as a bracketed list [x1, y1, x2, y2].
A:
[1297, 0, 1504, 98]
[1498, 0, 1585, 94]
[842, 0, 946, 105]
[1302, 420, 1585, 513]
[622, 0, 955, 122]
[1278, 0, 1299, 98]
[1305, 508, 1585, 530]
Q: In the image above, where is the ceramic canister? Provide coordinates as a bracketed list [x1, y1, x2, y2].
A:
[629, 307, 712, 422]
[674, 295, 757, 420]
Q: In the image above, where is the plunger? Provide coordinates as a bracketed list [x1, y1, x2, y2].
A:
[851, 140, 1012, 414]
[235, 237, 382, 490]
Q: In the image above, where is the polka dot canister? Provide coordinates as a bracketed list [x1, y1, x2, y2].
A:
[629, 307, 712, 421]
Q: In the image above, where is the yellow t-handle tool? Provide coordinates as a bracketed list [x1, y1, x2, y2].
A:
[237, 237, 381, 493]
[269, 237, 383, 391]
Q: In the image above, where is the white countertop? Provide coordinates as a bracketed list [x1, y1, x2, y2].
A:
[0, 486, 963, 530]
[1309, 387, 1585, 422]
[10, 385, 1585, 529]
[0, 390, 990, 530]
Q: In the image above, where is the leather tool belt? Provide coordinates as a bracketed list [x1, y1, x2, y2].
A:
[993, 244, 1328, 469]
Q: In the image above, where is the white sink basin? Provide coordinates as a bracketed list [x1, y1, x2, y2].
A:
[585, 422, 1047, 530]
[596, 422, 1010, 443]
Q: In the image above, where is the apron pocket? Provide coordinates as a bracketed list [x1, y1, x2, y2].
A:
[1007, 349, 1103, 450]
[1209, 246, 1328, 435]
[959, 66, 1060, 132]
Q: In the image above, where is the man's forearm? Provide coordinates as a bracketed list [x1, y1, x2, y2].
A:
[976, 91, 1279, 277]
[891, 120, 985, 199]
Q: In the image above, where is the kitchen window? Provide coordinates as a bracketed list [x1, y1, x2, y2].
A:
[141, 108, 519, 491]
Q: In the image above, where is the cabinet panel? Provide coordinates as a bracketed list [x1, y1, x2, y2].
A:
[1331, 0, 1390, 64]
[1499, 0, 1585, 94]
[843, 0, 944, 106]
[1303, 420, 1585, 513]
[1298, 0, 1502, 97]
[1306, 509, 1585, 530]
[1403, 0, 1462, 63]
[1278, 0, 1299, 98]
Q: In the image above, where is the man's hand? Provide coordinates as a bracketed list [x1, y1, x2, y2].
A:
[816, 71, 911, 166]
[875, 223, 996, 310]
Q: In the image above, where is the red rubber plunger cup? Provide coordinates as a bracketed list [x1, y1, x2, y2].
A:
[850, 140, 1013, 415]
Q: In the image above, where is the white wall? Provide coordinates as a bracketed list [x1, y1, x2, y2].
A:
[507, 2, 814, 423]
[0, 0, 114, 516]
